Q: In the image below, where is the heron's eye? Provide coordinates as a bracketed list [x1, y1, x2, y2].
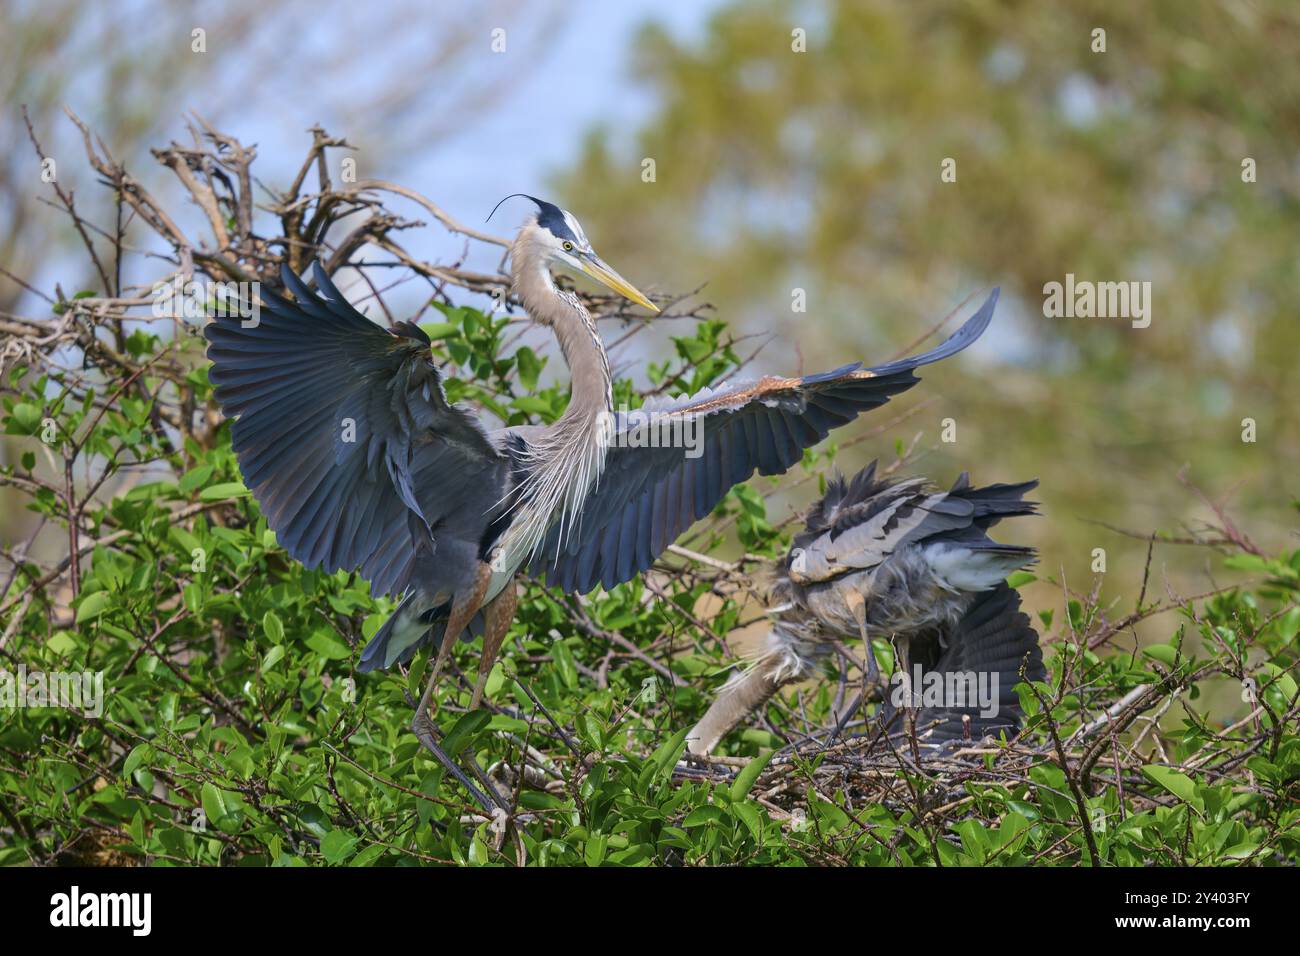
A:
[561, 241, 574, 252]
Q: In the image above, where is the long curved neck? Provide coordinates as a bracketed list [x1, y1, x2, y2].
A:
[511, 245, 613, 422]
[502, 232, 614, 561]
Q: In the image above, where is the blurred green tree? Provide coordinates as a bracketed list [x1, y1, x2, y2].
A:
[555, 0, 1300, 617]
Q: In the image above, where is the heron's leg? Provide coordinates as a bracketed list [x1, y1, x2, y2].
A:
[894, 634, 913, 708]
[893, 633, 923, 762]
[413, 562, 492, 724]
[409, 722, 495, 813]
[409, 562, 503, 812]
[844, 590, 879, 690]
[470, 575, 519, 710]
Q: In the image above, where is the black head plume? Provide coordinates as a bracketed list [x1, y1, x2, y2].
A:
[487, 193, 580, 244]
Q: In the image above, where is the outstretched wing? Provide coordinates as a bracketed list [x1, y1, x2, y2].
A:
[530, 289, 999, 593]
[205, 262, 509, 597]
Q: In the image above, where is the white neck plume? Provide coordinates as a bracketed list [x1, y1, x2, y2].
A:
[499, 231, 615, 564]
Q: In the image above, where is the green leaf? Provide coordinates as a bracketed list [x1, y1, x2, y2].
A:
[682, 805, 725, 827]
[261, 645, 285, 670]
[419, 322, 458, 340]
[122, 744, 153, 778]
[201, 782, 247, 833]
[1142, 643, 1180, 667]
[1260, 662, 1299, 703]
[1224, 840, 1260, 860]
[732, 801, 764, 840]
[320, 829, 358, 864]
[182, 582, 204, 613]
[350, 844, 386, 867]
[74, 591, 113, 624]
[731, 751, 773, 801]
[305, 629, 351, 660]
[200, 481, 250, 500]
[515, 346, 543, 390]
[483, 661, 505, 699]
[262, 610, 285, 645]
[178, 464, 214, 493]
[11, 403, 41, 432]
[550, 639, 578, 689]
[1223, 554, 1270, 572]
[1141, 765, 1203, 812]
[511, 395, 556, 417]
[441, 709, 492, 756]
[47, 630, 79, 655]
[650, 727, 690, 781]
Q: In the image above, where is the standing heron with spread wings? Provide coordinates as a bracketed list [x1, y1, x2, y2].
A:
[204, 195, 998, 780]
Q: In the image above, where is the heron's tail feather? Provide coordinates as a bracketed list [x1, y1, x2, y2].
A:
[357, 595, 485, 673]
[881, 582, 1044, 749]
[946, 474, 1040, 528]
[358, 593, 428, 672]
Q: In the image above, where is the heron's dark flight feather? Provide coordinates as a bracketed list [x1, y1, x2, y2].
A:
[205, 252, 1000, 677]
[204, 263, 513, 603]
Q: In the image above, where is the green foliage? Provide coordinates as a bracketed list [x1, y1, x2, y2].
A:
[1, 287, 1296, 868]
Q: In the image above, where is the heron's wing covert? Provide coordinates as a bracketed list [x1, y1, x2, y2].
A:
[531, 289, 999, 592]
[788, 466, 1037, 583]
[205, 262, 508, 597]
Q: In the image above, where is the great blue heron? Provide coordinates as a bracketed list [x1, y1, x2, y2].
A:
[687, 461, 1044, 755]
[204, 195, 998, 785]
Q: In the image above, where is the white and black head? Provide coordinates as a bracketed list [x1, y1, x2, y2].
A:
[490, 193, 658, 314]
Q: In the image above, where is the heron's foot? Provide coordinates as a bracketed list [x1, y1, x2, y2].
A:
[410, 706, 436, 741]
[410, 710, 497, 813]
[418, 710, 516, 812]
[862, 642, 883, 697]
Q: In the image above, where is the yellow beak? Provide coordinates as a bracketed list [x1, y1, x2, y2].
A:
[578, 254, 659, 313]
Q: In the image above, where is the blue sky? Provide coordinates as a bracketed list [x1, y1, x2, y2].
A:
[248, 2, 716, 268]
[24, 0, 720, 306]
